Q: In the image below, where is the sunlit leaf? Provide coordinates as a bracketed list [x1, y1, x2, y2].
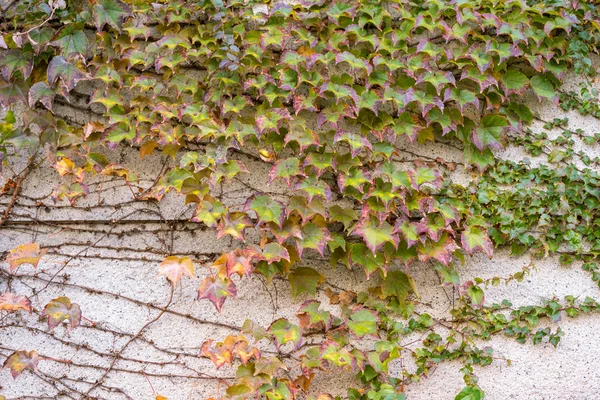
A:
[158, 256, 194, 286]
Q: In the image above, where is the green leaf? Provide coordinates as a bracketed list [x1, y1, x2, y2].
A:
[472, 115, 508, 151]
[461, 225, 493, 258]
[48, 56, 89, 92]
[0, 50, 33, 80]
[381, 270, 417, 301]
[50, 27, 88, 57]
[466, 284, 485, 306]
[530, 75, 558, 104]
[288, 267, 325, 299]
[296, 223, 331, 256]
[352, 217, 398, 254]
[268, 318, 301, 349]
[455, 386, 485, 400]
[28, 82, 56, 111]
[249, 195, 284, 226]
[348, 309, 378, 338]
[501, 69, 529, 95]
[93, 0, 132, 32]
[329, 205, 358, 230]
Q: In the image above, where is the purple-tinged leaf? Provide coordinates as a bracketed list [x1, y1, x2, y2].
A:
[198, 275, 237, 313]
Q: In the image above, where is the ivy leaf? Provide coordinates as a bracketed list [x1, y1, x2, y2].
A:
[248, 195, 284, 226]
[461, 226, 494, 258]
[158, 256, 194, 286]
[352, 217, 398, 254]
[455, 386, 485, 400]
[351, 243, 387, 278]
[216, 212, 253, 241]
[465, 283, 485, 307]
[381, 271, 417, 302]
[347, 308, 379, 338]
[198, 276, 237, 313]
[297, 300, 333, 330]
[29, 82, 57, 111]
[288, 267, 325, 299]
[247, 243, 290, 264]
[0, 50, 34, 81]
[0, 292, 32, 313]
[5, 243, 46, 272]
[0, 81, 28, 106]
[417, 233, 459, 266]
[333, 131, 372, 157]
[530, 75, 558, 104]
[501, 69, 529, 96]
[329, 205, 358, 230]
[269, 158, 302, 185]
[269, 318, 301, 349]
[48, 56, 89, 92]
[296, 223, 331, 257]
[50, 27, 88, 58]
[472, 115, 508, 151]
[2, 350, 39, 379]
[213, 249, 254, 278]
[93, 0, 132, 32]
[42, 297, 82, 330]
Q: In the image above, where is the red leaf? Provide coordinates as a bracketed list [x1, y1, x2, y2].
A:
[198, 276, 237, 313]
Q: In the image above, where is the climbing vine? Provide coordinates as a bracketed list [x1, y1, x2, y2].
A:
[0, 0, 600, 399]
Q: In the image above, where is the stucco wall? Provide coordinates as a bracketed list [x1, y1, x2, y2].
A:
[1, 71, 600, 400]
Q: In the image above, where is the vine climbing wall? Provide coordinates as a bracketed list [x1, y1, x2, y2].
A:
[1, 1, 600, 399]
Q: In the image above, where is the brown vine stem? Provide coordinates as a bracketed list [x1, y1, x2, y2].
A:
[84, 286, 175, 397]
[0, 154, 37, 226]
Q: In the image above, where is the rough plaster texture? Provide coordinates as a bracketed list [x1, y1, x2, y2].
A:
[1, 72, 600, 400]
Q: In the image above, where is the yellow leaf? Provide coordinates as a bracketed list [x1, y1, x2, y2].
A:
[156, 396, 168, 400]
[5, 243, 46, 272]
[158, 256, 194, 286]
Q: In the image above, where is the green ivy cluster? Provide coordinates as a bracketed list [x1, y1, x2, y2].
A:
[1, 0, 600, 398]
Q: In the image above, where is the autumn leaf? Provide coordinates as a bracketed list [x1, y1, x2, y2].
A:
[47, 56, 89, 92]
[93, 0, 132, 32]
[0, 292, 32, 313]
[198, 276, 237, 312]
[5, 243, 46, 272]
[42, 297, 82, 330]
[158, 256, 195, 286]
[268, 318, 301, 349]
[461, 225, 494, 258]
[288, 267, 325, 299]
[2, 350, 39, 378]
[352, 217, 398, 254]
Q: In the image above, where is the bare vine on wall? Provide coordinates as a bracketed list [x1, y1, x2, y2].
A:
[1, 0, 600, 399]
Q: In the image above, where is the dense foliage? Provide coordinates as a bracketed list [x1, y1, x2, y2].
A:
[1, 0, 599, 398]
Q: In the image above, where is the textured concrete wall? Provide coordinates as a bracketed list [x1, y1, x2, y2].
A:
[1, 71, 600, 400]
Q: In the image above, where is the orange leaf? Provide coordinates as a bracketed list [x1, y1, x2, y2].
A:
[5, 243, 46, 272]
[140, 140, 158, 159]
[0, 292, 32, 313]
[158, 256, 194, 286]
